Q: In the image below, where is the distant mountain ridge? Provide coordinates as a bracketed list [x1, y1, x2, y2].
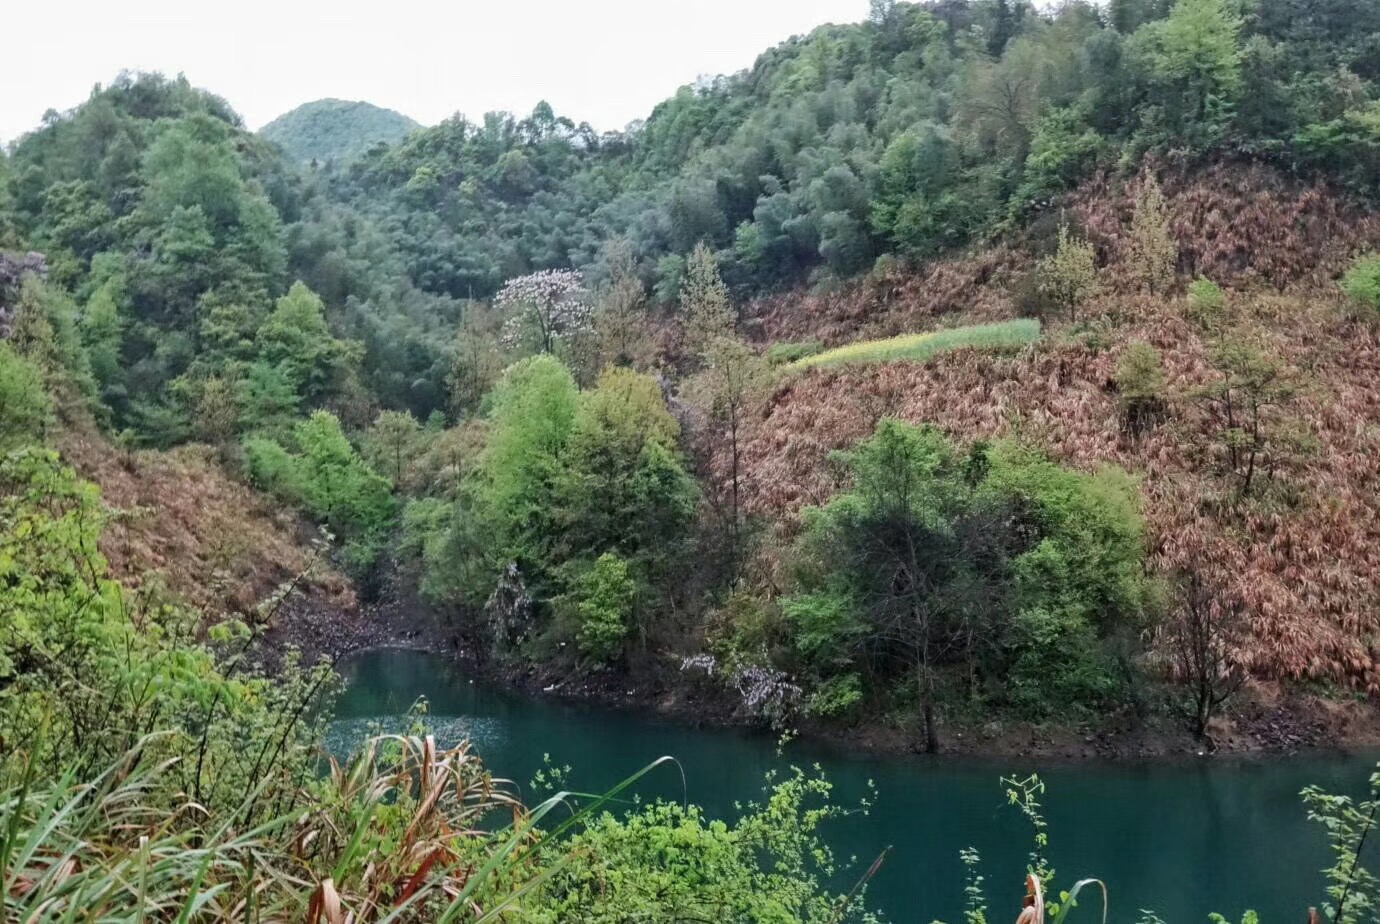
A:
[260, 99, 419, 163]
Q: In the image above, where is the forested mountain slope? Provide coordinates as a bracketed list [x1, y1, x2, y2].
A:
[14, 2, 1380, 919]
[4, 0, 1380, 754]
[260, 99, 420, 164]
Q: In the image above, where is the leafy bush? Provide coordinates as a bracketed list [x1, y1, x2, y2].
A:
[1187, 276, 1227, 328]
[1016, 106, 1106, 206]
[0, 343, 52, 450]
[783, 585, 865, 671]
[571, 553, 638, 665]
[1037, 223, 1099, 320]
[398, 496, 454, 596]
[0, 448, 332, 798]
[244, 411, 394, 578]
[1115, 341, 1169, 436]
[1128, 175, 1178, 294]
[255, 282, 361, 403]
[1341, 253, 1380, 314]
[789, 319, 1040, 370]
[1007, 605, 1118, 716]
[766, 340, 825, 365]
[704, 589, 790, 672]
[806, 673, 865, 719]
[479, 355, 580, 581]
[783, 420, 1151, 739]
[243, 433, 303, 495]
[534, 768, 873, 923]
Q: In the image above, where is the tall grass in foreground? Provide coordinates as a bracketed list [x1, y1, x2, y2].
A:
[0, 734, 672, 922]
[789, 318, 1040, 370]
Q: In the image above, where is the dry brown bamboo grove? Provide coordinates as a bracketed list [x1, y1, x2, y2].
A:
[719, 162, 1380, 691]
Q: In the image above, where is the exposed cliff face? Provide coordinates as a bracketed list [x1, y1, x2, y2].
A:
[719, 162, 1380, 692]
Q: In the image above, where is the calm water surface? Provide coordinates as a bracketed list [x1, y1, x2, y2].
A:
[327, 648, 1379, 922]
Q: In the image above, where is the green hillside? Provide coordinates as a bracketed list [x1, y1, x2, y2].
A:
[260, 98, 419, 163]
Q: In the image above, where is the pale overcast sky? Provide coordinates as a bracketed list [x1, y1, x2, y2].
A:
[3, 0, 867, 144]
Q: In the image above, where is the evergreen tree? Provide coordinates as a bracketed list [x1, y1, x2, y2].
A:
[1129, 175, 1178, 294]
[680, 243, 734, 360]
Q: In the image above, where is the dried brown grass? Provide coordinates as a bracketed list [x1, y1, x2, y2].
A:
[54, 422, 355, 620]
[712, 162, 1380, 690]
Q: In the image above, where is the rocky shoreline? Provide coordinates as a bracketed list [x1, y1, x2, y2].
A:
[264, 573, 1380, 764]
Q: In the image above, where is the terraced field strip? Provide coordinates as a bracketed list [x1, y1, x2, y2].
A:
[790, 318, 1041, 370]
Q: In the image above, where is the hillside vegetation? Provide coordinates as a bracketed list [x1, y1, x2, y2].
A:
[1, 0, 1377, 742]
[5, 0, 1380, 917]
[788, 318, 1039, 368]
[260, 98, 420, 163]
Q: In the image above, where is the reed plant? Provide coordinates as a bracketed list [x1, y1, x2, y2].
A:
[1, 734, 675, 922]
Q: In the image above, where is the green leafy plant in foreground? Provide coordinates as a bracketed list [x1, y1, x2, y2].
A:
[1303, 765, 1380, 924]
[978, 766, 1380, 924]
[0, 734, 684, 923]
[958, 774, 1109, 924]
[1, 732, 885, 923]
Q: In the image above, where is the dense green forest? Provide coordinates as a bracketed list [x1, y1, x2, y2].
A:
[5, 0, 1376, 434]
[260, 98, 421, 164]
[6, 0, 1380, 918]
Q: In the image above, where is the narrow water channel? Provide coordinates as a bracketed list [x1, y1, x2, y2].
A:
[326, 648, 1378, 922]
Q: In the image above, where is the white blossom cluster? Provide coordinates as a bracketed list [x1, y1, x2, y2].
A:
[494, 268, 593, 349]
[733, 665, 802, 727]
[680, 654, 801, 728]
[679, 653, 718, 676]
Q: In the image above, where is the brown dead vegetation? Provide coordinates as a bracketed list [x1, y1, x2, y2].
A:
[745, 246, 1027, 348]
[1073, 159, 1380, 293]
[56, 423, 355, 620]
[718, 163, 1380, 692]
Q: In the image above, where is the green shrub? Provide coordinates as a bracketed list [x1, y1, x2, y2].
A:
[243, 434, 302, 497]
[0, 449, 332, 798]
[1036, 223, 1099, 320]
[536, 768, 871, 923]
[1341, 253, 1380, 314]
[242, 412, 394, 580]
[706, 588, 789, 670]
[1115, 341, 1168, 436]
[572, 552, 638, 665]
[1006, 605, 1117, 718]
[783, 585, 865, 669]
[766, 340, 825, 365]
[784, 420, 1151, 741]
[1187, 277, 1226, 328]
[480, 355, 580, 580]
[0, 342, 53, 450]
[806, 673, 864, 719]
[1015, 106, 1105, 206]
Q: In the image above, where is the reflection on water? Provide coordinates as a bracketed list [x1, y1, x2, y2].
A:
[324, 715, 508, 755]
[329, 647, 1380, 922]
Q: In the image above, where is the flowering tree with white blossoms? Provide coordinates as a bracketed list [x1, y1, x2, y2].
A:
[495, 268, 593, 354]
